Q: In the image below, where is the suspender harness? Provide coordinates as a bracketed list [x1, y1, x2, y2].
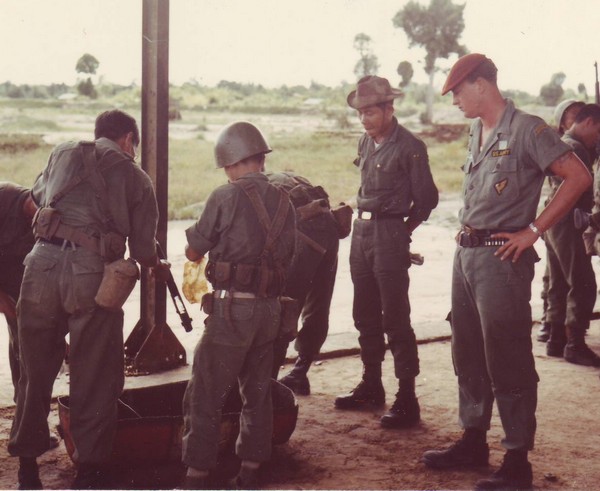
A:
[32, 141, 130, 261]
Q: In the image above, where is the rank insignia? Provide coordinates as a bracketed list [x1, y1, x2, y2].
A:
[495, 178, 508, 195]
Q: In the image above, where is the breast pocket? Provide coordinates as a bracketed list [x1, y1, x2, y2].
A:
[489, 156, 519, 200]
[374, 160, 402, 191]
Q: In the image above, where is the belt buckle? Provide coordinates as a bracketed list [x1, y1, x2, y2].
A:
[459, 232, 480, 247]
[215, 290, 227, 299]
[361, 211, 373, 220]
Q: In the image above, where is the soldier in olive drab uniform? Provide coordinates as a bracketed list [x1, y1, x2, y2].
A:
[545, 104, 600, 366]
[0, 183, 37, 399]
[268, 171, 340, 396]
[422, 54, 592, 491]
[334, 76, 439, 429]
[9, 110, 169, 490]
[181, 122, 296, 489]
[537, 99, 585, 343]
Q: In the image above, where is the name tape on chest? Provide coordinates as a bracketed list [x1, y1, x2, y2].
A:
[491, 149, 511, 157]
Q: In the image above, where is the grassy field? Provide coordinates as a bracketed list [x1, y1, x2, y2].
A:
[0, 100, 467, 220]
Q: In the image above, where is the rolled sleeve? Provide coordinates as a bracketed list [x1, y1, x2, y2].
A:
[185, 188, 230, 257]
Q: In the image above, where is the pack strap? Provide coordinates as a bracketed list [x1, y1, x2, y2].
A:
[233, 179, 290, 296]
[48, 141, 129, 233]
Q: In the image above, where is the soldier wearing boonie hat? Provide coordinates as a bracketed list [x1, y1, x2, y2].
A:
[421, 53, 592, 491]
[334, 75, 439, 429]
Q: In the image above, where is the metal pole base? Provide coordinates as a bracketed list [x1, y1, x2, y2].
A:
[124, 319, 187, 375]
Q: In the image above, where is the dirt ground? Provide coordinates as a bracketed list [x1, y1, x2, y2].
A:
[0, 327, 598, 490]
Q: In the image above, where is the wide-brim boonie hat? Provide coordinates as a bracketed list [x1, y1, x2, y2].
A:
[347, 76, 403, 109]
[442, 53, 490, 95]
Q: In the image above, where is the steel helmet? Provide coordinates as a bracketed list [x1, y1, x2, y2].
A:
[554, 99, 583, 131]
[214, 121, 272, 168]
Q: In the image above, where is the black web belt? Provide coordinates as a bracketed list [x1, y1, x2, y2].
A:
[458, 226, 510, 247]
[358, 210, 406, 220]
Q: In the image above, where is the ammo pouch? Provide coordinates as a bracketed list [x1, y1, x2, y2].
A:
[100, 232, 127, 261]
[331, 202, 353, 239]
[32, 207, 62, 241]
[296, 199, 330, 222]
[94, 258, 140, 311]
[207, 260, 280, 295]
[279, 296, 301, 342]
[201, 292, 214, 315]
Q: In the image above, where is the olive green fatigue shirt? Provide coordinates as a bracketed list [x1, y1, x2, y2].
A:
[31, 137, 158, 261]
[461, 99, 570, 230]
[353, 117, 438, 221]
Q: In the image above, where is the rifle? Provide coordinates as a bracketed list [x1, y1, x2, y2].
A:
[595, 61, 599, 105]
[157, 242, 194, 332]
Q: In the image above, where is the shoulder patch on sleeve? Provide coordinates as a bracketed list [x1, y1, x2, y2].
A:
[534, 123, 550, 136]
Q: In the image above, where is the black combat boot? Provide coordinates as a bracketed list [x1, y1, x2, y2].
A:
[474, 448, 533, 490]
[546, 323, 566, 357]
[380, 378, 420, 428]
[564, 326, 600, 366]
[422, 428, 489, 469]
[18, 457, 42, 490]
[278, 355, 313, 396]
[536, 322, 550, 342]
[229, 463, 260, 489]
[181, 469, 210, 490]
[334, 364, 385, 409]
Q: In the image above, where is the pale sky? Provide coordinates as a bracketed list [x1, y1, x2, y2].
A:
[1, 0, 599, 95]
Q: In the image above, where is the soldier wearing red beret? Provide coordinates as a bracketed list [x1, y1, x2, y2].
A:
[421, 54, 592, 491]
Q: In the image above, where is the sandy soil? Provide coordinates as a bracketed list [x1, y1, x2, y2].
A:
[0, 330, 599, 490]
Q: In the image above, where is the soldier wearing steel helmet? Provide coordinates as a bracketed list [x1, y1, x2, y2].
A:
[544, 103, 600, 367]
[334, 75, 439, 429]
[536, 99, 585, 343]
[537, 99, 583, 339]
[181, 121, 295, 489]
[421, 53, 592, 491]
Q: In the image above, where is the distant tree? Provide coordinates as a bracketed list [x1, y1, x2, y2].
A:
[393, 0, 467, 123]
[539, 72, 565, 106]
[76, 53, 99, 99]
[577, 83, 588, 101]
[551, 72, 566, 86]
[77, 78, 97, 99]
[353, 33, 380, 79]
[397, 61, 414, 88]
[7, 84, 24, 99]
[76, 53, 99, 75]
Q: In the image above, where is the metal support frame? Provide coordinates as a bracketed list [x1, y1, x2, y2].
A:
[124, 0, 187, 374]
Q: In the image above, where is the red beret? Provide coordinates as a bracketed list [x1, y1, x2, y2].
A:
[442, 53, 490, 96]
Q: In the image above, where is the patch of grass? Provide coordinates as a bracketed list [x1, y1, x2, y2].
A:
[168, 138, 222, 220]
[0, 114, 61, 133]
[423, 135, 468, 194]
[0, 134, 48, 153]
[0, 138, 50, 187]
[0, 102, 468, 219]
